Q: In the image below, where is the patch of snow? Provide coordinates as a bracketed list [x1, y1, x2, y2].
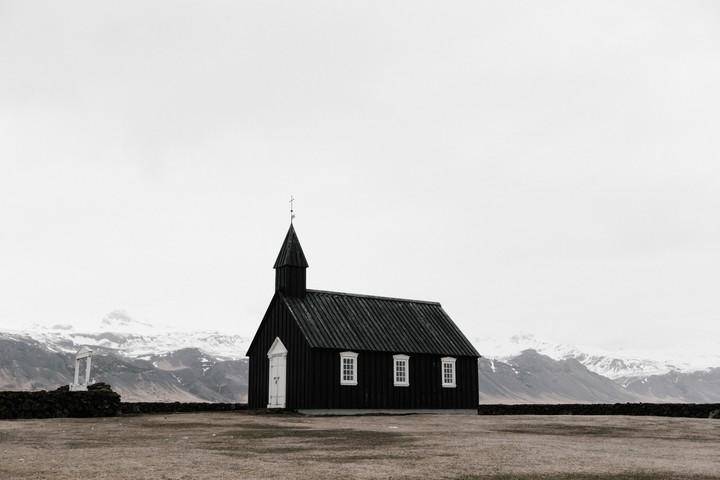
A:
[6, 311, 251, 361]
[472, 333, 720, 380]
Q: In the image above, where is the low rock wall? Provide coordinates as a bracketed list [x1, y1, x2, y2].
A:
[478, 403, 720, 418]
[120, 402, 248, 415]
[0, 385, 121, 419]
[6, 394, 719, 419]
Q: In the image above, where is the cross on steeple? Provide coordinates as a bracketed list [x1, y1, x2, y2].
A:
[289, 195, 295, 223]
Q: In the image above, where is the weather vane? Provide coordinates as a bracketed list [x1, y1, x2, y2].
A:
[290, 195, 295, 223]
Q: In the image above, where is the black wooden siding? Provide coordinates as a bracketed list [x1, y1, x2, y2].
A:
[247, 294, 313, 409]
[248, 294, 479, 409]
[275, 266, 306, 298]
[310, 350, 478, 409]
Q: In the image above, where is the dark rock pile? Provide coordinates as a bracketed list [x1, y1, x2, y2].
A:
[0, 383, 121, 419]
[478, 403, 720, 419]
[120, 402, 247, 415]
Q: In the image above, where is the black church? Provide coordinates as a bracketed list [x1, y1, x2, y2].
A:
[247, 224, 480, 412]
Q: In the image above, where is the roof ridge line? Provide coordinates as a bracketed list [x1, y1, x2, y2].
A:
[305, 289, 441, 306]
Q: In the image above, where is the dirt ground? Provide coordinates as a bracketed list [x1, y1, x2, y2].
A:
[1, 412, 719, 480]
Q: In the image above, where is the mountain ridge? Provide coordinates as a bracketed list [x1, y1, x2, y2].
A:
[2, 314, 719, 403]
[473, 333, 719, 379]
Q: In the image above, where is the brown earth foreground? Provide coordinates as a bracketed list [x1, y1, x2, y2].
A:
[1, 412, 719, 480]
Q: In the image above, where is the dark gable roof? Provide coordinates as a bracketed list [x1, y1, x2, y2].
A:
[274, 224, 309, 268]
[281, 289, 479, 357]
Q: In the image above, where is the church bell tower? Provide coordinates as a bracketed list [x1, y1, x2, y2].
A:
[274, 224, 308, 297]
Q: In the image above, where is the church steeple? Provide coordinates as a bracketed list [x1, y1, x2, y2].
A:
[274, 224, 308, 297]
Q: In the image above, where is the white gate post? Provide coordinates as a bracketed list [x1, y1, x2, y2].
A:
[74, 358, 80, 385]
[70, 347, 93, 391]
[84, 356, 92, 385]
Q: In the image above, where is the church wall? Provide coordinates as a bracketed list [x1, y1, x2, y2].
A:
[310, 349, 478, 409]
[247, 294, 313, 409]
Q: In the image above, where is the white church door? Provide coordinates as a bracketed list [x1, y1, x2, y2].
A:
[267, 337, 288, 408]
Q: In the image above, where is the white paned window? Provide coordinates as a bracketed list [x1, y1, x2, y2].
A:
[340, 352, 358, 386]
[393, 354, 410, 387]
[441, 357, 456, 388]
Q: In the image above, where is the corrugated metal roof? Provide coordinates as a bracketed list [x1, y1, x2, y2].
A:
[281, 289, 479, 357]
[273, 224, 309, 268]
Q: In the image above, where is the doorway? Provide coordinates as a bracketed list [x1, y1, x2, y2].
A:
[267, 337, 287, 408]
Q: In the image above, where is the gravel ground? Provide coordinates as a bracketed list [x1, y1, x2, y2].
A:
[1, 412, 719, 479]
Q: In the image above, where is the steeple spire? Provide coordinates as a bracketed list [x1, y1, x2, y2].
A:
[274, 223, 308, 296]
[274, 224, 308, 268]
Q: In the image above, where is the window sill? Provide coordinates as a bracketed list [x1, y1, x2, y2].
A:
[393, 383, 410, 387]
[340, 381, 358, 386]
[442, 384, 456, 388]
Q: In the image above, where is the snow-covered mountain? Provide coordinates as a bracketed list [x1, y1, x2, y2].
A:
[473, 334, 719, 380]
[3, 312, 720, 403]
[0, 311, 252, 402]
[0, 334, 249, 402]
[9, 314, 715, 381]
[621, 368, 720, 403]
[9, 310, 251, 361]
[478, 350, 638, 404]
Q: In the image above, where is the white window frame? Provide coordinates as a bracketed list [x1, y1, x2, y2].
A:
[441, 357, 456, 388]
[339, 351, 358, 386]
[393, 354, 410, 387]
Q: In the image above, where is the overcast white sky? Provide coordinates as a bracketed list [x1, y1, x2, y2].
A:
[2, 1, 719, 354]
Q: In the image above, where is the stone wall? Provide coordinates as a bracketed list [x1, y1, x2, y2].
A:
[120, 402, 247, 415]
[0, 384, 121, 419]
[6, 391, 719, 419]
[478, 403, 720, 418]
